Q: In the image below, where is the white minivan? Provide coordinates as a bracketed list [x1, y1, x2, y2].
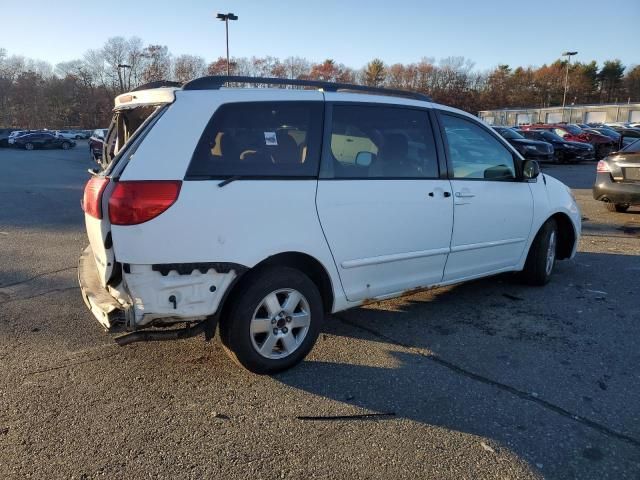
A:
[79, 76, 581, 374]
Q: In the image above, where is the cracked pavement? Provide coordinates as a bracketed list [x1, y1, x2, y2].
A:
[1, 145, 639, 479]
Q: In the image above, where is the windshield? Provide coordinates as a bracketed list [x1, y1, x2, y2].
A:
[498, 128, 524, 140]
[564, 125, 583, 135]
[539, 131, 564, 142]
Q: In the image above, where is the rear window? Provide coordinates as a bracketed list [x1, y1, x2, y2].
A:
[187, 102, 323, 178]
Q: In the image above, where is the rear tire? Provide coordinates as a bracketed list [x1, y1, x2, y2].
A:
[25, 143, 34, 151]
[605, 202, 629, 213]
[61, 142, 70, 150]
[219, 266, 324, 374]
[521, 218, 558, 286]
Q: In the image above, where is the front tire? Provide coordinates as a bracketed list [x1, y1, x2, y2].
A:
[24, 142, 34, 150]
[219, 266, 324, 374]
[521, 218, 558, 286]
[61, 142, 70, 150]
[605, 202, 629, 213]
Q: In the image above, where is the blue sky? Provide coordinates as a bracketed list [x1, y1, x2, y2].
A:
[1, 0, 637, 71]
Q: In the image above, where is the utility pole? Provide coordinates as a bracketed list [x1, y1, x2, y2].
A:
[561, 51, 578, 122]
[216, 13, 238, 76]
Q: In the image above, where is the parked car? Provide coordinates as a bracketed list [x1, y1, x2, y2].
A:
[7, 130, 32, 145]
[79, 76, 581, 374]
[14, 132, 76, 150]
[55, 129, 87, 140]
[492, 126, 554, 162]
[593, 139, 640, 212]
[587, 126, 621, 141]
[521, 124, 614, 159]
[518, 129, 595, 163]
[89, 129, 108, 162]
[0, 128, 17, 147]
[604, 126, 640, 147]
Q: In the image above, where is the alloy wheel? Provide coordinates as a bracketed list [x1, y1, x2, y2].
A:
[545, 230, 556, 276]
[250, 288, 311, 360]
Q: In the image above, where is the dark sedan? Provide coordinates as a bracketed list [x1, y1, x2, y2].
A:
[518, 129, 595, 163]
[593, 140, 640, 212]
[14, 132, 76, 150]
[492, 127, 554, 162]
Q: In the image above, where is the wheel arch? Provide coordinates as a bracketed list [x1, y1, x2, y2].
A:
[220, 251, 335, 319]
[549, 212, 576, 260]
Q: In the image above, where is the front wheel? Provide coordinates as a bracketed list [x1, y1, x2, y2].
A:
[61, 142, 70, 150]
[521, 218, 558, 286]
[219, 266, 324, 374]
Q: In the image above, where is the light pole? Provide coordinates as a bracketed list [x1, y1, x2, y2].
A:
[117, 63, 131, 92]
[216, 12, 238, 76]
[561, 51, 578, 122]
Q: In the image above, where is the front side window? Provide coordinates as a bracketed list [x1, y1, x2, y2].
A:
[441, 114, 516, 180]
[324, 105, 438, 179]
[188, 102, 323, 178]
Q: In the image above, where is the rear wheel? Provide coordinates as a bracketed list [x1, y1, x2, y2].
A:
[24, 142, 34, 150]
[521, 218, 558, 286]
[61, 142, 70, 150]
[219, 266, 324, 374]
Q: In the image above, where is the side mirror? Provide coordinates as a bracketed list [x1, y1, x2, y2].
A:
[355, 151, 374, 167]
[522, 159, 540, 180]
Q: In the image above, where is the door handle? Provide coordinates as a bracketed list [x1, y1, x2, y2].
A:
[455, 191, 475, 198]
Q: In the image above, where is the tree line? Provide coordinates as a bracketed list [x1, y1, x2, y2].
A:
[1, 36, 639, 129]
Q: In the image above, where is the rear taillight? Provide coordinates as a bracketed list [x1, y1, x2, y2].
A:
[596, 160, 610, 173]
[83, 176, 109, 219]
[108, 181, 182, 225]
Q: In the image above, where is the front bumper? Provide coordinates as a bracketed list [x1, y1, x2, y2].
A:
[593, 173, 640, 204]
[562, 150, 595, 163]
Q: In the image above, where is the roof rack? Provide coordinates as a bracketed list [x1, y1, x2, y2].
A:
[182, 75, 432, 102]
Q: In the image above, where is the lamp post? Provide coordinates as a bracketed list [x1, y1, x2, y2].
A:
[216, 12, 238, 76]
[561, 51, 578, 122]
[117, 63, 131, 92]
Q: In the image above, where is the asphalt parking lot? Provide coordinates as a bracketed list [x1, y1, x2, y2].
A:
[1, 144, 639, 479]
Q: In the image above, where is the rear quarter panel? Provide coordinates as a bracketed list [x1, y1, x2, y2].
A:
[111, 89, 347, 311]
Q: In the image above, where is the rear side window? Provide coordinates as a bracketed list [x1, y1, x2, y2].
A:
[322, 104, 439, 179]
[187, 102, 323, 178]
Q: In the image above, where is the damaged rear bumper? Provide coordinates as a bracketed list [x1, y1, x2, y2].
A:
[78, 245, 126, 329]
[78, 245, 244, 343]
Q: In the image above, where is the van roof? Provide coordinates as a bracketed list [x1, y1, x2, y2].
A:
[114, 76, 432, 110]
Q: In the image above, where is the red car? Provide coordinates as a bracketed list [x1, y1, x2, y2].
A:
[521, 124, 614, 159]
[88, 128, 108, 163]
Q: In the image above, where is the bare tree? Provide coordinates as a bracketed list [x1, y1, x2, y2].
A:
[173, 54, 206, 83]
[141, 45, 171, 83]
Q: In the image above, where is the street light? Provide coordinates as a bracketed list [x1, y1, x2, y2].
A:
[561, 51, 578, 122]
[216, 12, 238, 76]
[117, 64, 131, 92]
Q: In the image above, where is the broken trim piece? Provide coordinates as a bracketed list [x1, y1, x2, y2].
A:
[115, 320, 209, 345]
[151, 262, 248, 276]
